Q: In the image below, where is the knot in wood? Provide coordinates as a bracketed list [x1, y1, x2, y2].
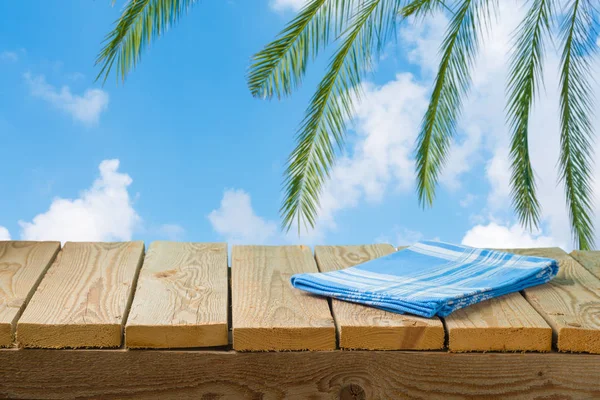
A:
[339, 384, 366, 400]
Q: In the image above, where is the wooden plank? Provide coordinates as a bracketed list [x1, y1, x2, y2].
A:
[445, 292, 552, 352]
[125, 241, 228, 348]
[570, 250, 600, 280]
[0, 241, 60, 347]
[17, 242, 144, 348]
[510, 248, 600, 354]
[314, 245, 444, 350]
[1, 349, 599, 399]
[232, 245, 335, 351]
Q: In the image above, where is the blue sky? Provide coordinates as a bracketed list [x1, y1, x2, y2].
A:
[1, 0, 598, 250]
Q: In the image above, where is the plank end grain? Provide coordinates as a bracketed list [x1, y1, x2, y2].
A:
[16, 241, 144, 349]
[125, 242, 229, 349]
[315, 245, 444, 350]
[340, 322, 444, 350]
[126, 323, 228, 349]
[0, 324, 11, 348]
[231, 245, 336, 351]
[0, 241, 60, 347]
[557, 327, 600, 354]
[17, 323, 121, 349]
[234, 327, 335, 351]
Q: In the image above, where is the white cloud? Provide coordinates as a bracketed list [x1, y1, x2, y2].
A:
[376, 227, 424, 247]
[460, 193, 477, 208]
[24, 72, 109, 126]
[0, 227, 10, 240]
[208, 189, 277, 244]
[462, 222, 560, 249]
[0, 51, 18, 62]
[270, 0, 306, 12]
[300, 12, 485, 237]
[19, 159, 140, 243]
[157, 224, 185, 241]
[311, 73, 429, 235]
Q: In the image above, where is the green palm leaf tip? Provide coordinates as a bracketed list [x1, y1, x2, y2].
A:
[280, 0, 404, 233]
[401, 0, 448, 18]
[96, 0, 199, 84]
[506, 0, 554, 230]
[558, 0, 597, 250]
[247, 0, 361, 100]
[415, 0, 494, 207]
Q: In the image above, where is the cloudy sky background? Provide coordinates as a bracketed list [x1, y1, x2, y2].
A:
[1, 0, 599, 250]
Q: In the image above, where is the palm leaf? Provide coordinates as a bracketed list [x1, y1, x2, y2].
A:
[401, 0, 452, 18]
[415, 0, 494, 207]
[248, 0, 361, 99]
[281, 0, 403, 232]
[558, 0, 597, 249]
[96, 0, 199, 83]
[506, 0, 554, 229]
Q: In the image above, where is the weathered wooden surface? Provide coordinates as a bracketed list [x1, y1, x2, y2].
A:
[315, 245, 444, 350]
[445, 293, 552, 352]
[0, 348, 599, 399]
[17, 242, 144, 348]
[232, 245, 335, 351]
[511, 248, 600, 354]
[571, 250, 600, 280]
[0, 241, 60, 347]
[125, 242, 228, 348]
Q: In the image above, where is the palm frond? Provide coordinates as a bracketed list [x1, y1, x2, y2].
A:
[558, 0, 597, 249]
[401, 0, 451, 18]
[506, 0, 554, 229]
[281, 0, 403, 232]
[247, 0, 361, 99]
[96, 0, 199, 83]
[415, 0, 494, 207]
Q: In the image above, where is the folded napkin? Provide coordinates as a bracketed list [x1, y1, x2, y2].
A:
[291, 241, 558, 318]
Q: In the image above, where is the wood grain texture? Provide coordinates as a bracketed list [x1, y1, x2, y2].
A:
[445, 292, 552, 352]
[125, 241, 228, 348]
[0, 241, 60, 347]
[315, 245, 444, 350]
[232, 245, 335, 351]
[510, 248, 600, 354]
[1, 349, 599, 399]
[571, 250, 600, 280]
[17, 242, 144, 348]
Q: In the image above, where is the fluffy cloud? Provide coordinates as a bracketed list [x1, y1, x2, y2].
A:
[19, 159, 140, 243]
[0, 51, 19, 62]
[24, 72, 109, 126]
[270, 0, 306, 12]
[208, 189, 277, 244]
[157, 224, 186, 241]
[0, 227, 10, 240]
[311, 73, 429, 234]
[462, 222, 559, 249]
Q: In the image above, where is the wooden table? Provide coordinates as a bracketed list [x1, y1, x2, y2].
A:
[1, 241, 599, 399]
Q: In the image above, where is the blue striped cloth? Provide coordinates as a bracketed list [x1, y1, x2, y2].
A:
[291, 241, 558, 318]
